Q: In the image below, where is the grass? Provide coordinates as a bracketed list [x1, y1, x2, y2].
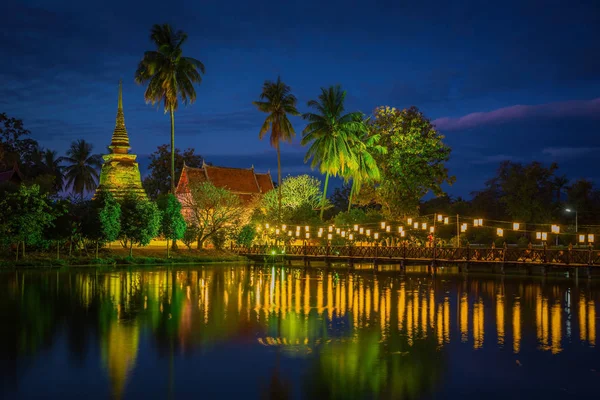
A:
[0, 245, 247, 268]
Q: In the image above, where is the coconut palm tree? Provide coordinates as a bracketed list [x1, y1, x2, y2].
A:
[344, 121, 387, 211]
[135, 23, 205, 195]
[253, 76, 300, 220]
[301, 85, 362, 219]
[61, 139, 102, 198]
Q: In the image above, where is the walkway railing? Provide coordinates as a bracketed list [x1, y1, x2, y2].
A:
[231, 244, 600, 266]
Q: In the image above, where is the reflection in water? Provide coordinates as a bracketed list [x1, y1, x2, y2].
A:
[1, 267, 599, 399]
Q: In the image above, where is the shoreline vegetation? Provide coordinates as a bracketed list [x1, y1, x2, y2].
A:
[0, 245, 246, 268]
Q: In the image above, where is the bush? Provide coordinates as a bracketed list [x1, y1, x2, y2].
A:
[236, 225, 256, 247]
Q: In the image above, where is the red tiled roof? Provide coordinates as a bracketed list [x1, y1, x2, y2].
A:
[255, 173, 275, 193]
[176, 164, 273, 199]
[204, 165, 260, 193]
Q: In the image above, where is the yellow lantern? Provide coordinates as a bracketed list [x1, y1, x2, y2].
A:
[318, 231, 322, 238]
[542, 232, 547, 241]
[421, 223, 427, 230]
[295, 231, 300, 237]
[461, 223, 467, 232]
[536, 232, 542, 240]
[579, 234, 585, 243]
[359, 228, 364, 234]
[400, 231, 406, 237]
[336, 228, 341, 234]
[366, 229, 371, 236]
[349, 234, 354, 240]
[497, 228, 503, 237]
[305, 225, 309, 231]
[288, 230, 292, 236]
[444, 217, 449, 225]
[305, 232, 310, 239]
[265, 223, 270, 229]
[282, 224, 287, 230]
[413, 222, 419, 229]
[381, 222, 386, 229]
[551, 225, 560, 234]
[407, 218, 413, 225]
[513, 223, 520, 231]
[588, 234, 595, 243]
[328, 226, 333, 232]
[374, 233, 379, 239]
[386, 226, 391, 233]
[398, 226, 403, 233]
[353, 224, 359, 231]
[275, 229, 280, 234]
[429, 226, 435, 233]
[327, 233, 333, 240]
[341, 231, 346, 237]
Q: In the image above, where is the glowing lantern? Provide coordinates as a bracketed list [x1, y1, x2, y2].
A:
[589, 234, 595, 243]
[265, 223, 270, 229]
[579, 234, 585, 243]
[341, 231, 346, 237]
[288, 231, 292, 236]
[275, 229, 280, 234]
[328, 226, 333, 233]
[374, 233, 379, 239]
[497, 228, 503, 237]
[282, 224, 287, 230]
[542, 232, 547, 241]
[305, 232, 310, 239]
[353, 224, 359, 231]
[398, 227, 403, 233]
[381, 222, 386, 229]
[327, 234, 333, 240]
[400, 231, 406, 237]
[551, 225, 560, 234]
[429, 226, 434, 233]
[444, 217, 449, 225]
[386, 226, 391, 233]
[513, 223, 520, 231]
[295, 231, 300, 237]
[359, 228, 364, 234]
[421, 223, 427, 230]
[474, 218, 483, 227]
[366, 229, 371, 236]
[349, 234, 354, 240]
[318, 231, 322, 238]
[461, 223, 467, 232]
[536, 232, 541, 240]
[305, 225, 309, 231]
[413, 222, 419, 229]
[336, 228, 341, 234]
[407, 218, 413, 225]
[437, 214, 443, 222]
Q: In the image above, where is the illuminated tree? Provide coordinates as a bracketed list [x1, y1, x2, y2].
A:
[344, 121, 386, 211]
[0, 184, 54, 260]
[81, 192, 122, 258]
[301, 85, 362, 219]
[60, 139, 102, 199]
[359, 106, 454, 219]
[135, 24, 205, 194]
[180, 181, 248, 249]
[118, 194, 161, 257]
[157, 194, 186, 257]
[253, 76, 300, 220]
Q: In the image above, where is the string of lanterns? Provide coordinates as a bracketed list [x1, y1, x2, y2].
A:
[257, 213, 595, 244]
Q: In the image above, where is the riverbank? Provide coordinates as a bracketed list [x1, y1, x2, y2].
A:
[0, 246, 247, 268]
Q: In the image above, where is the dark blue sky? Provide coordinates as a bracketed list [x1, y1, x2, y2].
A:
[2, 0, 599, 197]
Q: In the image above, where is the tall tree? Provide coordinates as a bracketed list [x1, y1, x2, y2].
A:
[358, 106, 454, 219]
[119, 194, 161, 257]
[61, 139, 102, 198]
[135, 23, 205, 194]
[301, 85, 362, 219]
[157, 194, 186, 258]
[344, 120, 387, 211]
[0, 112, 38, 171]
[143, 144, 204, 199]
[553, 175, 569, 204]
[30, 149, 64, 194]
[252, 76, 300, 220]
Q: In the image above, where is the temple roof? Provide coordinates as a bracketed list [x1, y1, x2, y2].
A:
[176, 163, 274, 203]
[109, 80, 130, 152]
[0, 164, 23, 184]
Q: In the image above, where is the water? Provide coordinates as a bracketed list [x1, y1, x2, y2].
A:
[1, 265, 598, 399]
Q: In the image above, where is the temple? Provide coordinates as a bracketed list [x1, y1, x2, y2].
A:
[176, 162, 274, 210]
[94, 81, 147, 200]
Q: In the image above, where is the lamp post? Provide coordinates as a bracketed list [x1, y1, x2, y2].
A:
[565, 208, 578, 233]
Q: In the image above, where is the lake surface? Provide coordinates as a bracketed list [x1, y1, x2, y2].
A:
[1, 265, 598, 399]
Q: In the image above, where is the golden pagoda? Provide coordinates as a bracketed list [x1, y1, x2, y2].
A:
[95, 81, 147, 200]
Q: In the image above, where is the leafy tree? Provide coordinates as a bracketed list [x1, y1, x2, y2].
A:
[29, 148, 64, 194]
[60, 139, 102, 198]
[344, 121, 387, 211]
[0, 184, 54, 260]
[256, 174, 327, 224]
[0, 112, 38, 171]
[182, 223, 200, 250]
[330, 184, 352, 214]
[135, 23, 205, 194]
[44, 200, 74, 259]
[252, 76, 300, 219]
[235, 225, 257, 247]
[301, 85, 363, 219]
[180, 181, 248, 248]
[359, 106, 454, 219]
[119, 195, 161, 257]
[157, 194, 186, 257]
[494, 161, 557, 223]
[81, 193, 122, 258]
[143, 145, 204, 199]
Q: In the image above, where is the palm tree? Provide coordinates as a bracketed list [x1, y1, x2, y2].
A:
[135, 23, 205, 194]
[61, 139, 102, 198]
[553, 175, 568, 204]
[253, 77, 300, 220]
[301, 85, 362, 219]
[344, 120, 387, 211]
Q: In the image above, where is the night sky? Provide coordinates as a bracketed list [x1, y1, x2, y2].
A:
[2, 0, 599, 198]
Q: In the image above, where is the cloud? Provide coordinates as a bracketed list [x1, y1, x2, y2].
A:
[434, 98, 600, 131]
[542, 147, 600, 159]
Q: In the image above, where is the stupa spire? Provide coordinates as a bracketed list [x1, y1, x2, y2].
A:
[109, 80, 130, 153]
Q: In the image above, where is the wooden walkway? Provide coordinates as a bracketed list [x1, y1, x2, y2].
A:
[231, 244, 600, 275]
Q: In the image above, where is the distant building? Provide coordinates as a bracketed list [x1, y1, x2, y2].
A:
[94, 81, 147, 200]
[176, 162, 274, 216]
[0, 163, 24, 185]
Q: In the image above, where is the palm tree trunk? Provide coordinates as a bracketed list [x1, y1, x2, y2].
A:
[170, 107, 176, 194]
[347, 181, 356, 212]
[277, 143, 282, 222]
[320, 172, 330, 220]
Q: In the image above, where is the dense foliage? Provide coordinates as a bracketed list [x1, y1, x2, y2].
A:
[143, 145, 204, 199]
